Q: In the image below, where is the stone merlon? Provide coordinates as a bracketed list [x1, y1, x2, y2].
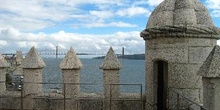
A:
[0, 54, 9, 68]
[100, 47, 122, 70]
[59, 47, 82, 69]
[198, 45, 220, 77]
[22, 46, 46, 69]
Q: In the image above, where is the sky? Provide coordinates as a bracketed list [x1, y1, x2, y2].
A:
[0, 0, 220, 55]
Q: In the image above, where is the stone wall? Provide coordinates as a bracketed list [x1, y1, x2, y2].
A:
[0, 47, 144, 110]
[145, 38, 216, 109]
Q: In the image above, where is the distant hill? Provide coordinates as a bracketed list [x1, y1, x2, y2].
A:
[93, 54, 145, 60]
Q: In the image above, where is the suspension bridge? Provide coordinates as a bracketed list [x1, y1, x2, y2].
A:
[1, 46, 125, 59]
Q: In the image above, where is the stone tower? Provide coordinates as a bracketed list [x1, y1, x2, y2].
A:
[198, 45, 220, 110]
[14, 51, 23, 75]
[100, 47, 122, 110]
[59, 47, 83, 97]
[100, 47, 122, 97]
[140, 0, 220, 109]
[0, 54, 9, 94]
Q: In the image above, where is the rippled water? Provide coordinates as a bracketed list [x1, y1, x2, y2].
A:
[42, 58, 145, 93]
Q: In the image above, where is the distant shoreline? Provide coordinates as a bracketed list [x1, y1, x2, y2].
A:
[93, 54, 145, 60]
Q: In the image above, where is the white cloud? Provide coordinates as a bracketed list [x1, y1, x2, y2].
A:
[146, 0, 164, 6]
[0, 40, 8, 47]
[117, 7, 151, 17]
[205, 0, 220, 20]
[0, 27, 144, 54]
[206, 0, 220, 9]
[89, 10, 114, 19]
[0, 0, 149, 31]
[72, 21, 137, 28]
[211, 10, 220, 17]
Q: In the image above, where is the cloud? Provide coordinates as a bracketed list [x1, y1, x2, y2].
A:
[89, 10, 114, 19]
[205, 0, 220, 20]
[117, 7, 151, 17]
[211, 10, 220, 17]
[146, 0, 164, 6]
[0, 0, 150, 31]
[205, 0, 220, 9]
[72, 21, 137, 28]
[0, 27, 144, 54]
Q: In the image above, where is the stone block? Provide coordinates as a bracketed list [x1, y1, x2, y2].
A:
[202, 78, 212, 109]
[147, 11, 174, 28]
[189, 47, 213, 64]
[23, 97, 34, 109]
[0, 97, 21, 109]
[187, 38, 216, 47]
[147, 38, 216, 50]
[153, 0, 175, 12]
[23, 69, 43, 96]
[33, 98, 50, 109]
[196, 11, 214, 26]
[146, 47, 188, 63]
[174, 9, 197, 25]
[168, 63, 202, 88]
[146, 38, 188, 49]
[203, 78, 220, 110]
[80, 99, 104, 110]
[168, 88, 201, 109]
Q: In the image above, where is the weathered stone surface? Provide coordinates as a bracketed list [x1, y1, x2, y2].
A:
[187, 38, 217, 47]
[23, 69, 43, 96]
[14, 51, 23, 75]
[175, 0, 194, 9]
[59, 47, 82, 69]
[33, 93, 64, 110]
[146, 0, 214, 28]
[0, 69, 6, 93]
[147, 38, 217, 49]
[62, 69, 80, 98]
[147, 38, 217, 50]
[147, 11, 174, 27]
[141, 0, 220, 39]
[22, 46, 46, 69]
[168, 88, 201, 109]
[16, 51, 23, 65]
[198, 45, 220, 77]
[146, 47, 188, 63]
[189, 47, 213, 64]
[0, 54, 9, 68]
[0, 54, 9, 94]
[174, 9, 196, 25]
[202, 78, 220, 110]
[168, 63, 202, 88]
[100, 47, 122, 70]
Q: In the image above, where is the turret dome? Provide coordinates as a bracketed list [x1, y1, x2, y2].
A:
[140, 0, 220, 40]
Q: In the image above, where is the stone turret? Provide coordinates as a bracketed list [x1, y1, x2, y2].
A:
[100, 47, 122, 110]
[14, 51, 23, 75]
[59, 47, 82, 110]
[59, 47, 82, 97]
[140, 0, 220, 109]
[0, 54, 9, 94]
[22, 46, 46, 96]
[198, 45, 220, 110]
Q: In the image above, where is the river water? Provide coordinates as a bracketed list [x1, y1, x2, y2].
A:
[42, 58, 145, 93]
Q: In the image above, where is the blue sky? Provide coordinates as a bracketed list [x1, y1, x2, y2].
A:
[0, 0, 220, 55]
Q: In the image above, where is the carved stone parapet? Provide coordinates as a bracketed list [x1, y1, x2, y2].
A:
[141, 25, 220, 40]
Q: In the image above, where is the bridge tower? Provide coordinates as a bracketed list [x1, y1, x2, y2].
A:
[122, 47, 125, 59]
[56, 46, 58, 59]
[140, 0, 220, 109]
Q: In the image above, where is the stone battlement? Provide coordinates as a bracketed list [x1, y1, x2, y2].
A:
[0, 47, 144, 110]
